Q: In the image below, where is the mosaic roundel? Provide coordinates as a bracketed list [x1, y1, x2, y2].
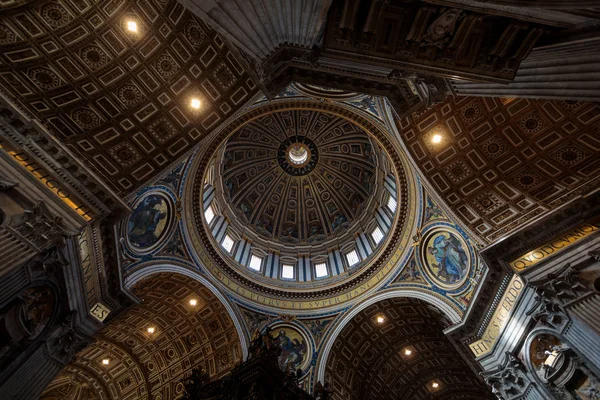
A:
[126, 192, 173, 253]
[420, 227, 471, 289]
[267, 323, 312, 373]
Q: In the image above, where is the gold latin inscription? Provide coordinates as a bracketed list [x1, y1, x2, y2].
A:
[469, 275, 524, 357]
[0, 141, 94, 221]
[509, 223, 598, 272]
[78, 228, 98, 308]
[90, 302, 111, 322]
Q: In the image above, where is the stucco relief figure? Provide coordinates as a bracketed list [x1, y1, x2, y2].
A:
[127, 194, 169, 249]
[21, 286, 54, 338]
[0, 285, 55, 360]
[427, 233, 468, 284]
[422, 9, 462, 48]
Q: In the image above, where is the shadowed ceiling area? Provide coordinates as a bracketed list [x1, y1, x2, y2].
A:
[397, 97, 600, 243]
[0, 0, 256, 195]
[40, 273, 242, 400]
[324, 297, 494, 400]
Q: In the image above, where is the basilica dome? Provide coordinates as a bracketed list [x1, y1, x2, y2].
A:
[186, 99, 417, 314]
[219, 109, 379, 245]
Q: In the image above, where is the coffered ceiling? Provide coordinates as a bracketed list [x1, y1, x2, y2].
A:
[220, 109, 379, 243]
[325, 297, 494, 400]
[40, 273, 242, 400]
[0, 0, 257, 195]
[397, 97, 600, 243]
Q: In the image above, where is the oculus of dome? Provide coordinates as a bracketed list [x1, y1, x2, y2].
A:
[287, 143, 309, 165]
[277, 136, 319, 175]
[185, 100, 416, 313]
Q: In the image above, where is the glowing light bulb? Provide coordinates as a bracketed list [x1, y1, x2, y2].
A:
[376, 315, 385, 324]
[432, 382, 439, 388]
[102, 359, 110, 365]
[147, 326, 155, 334]
[404, 349, 412, 356]
[127, 20, 138, 32]
[431, 134, 442, 144]
[189, 299, 198, 306]
[190, 98, 201, 109]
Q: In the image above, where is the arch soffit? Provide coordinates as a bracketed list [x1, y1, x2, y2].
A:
[315, 288, 461, 382]
[124, 263, 249, 359]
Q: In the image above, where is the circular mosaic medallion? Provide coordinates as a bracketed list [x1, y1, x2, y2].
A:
[420, 227, 471, 289]
[266, 323, 312, 373]
[127, 192, 173, 253]
[277, 136, 318, 176]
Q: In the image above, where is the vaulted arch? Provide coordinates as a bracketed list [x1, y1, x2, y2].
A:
[41, 272, 244, 400]
[322, 297, 493, 400]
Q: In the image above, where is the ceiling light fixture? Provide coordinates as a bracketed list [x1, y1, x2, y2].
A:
[147, 326, 155, 334]
[404, 348, 412, 356]
[432, 382, 440, 389]
[190, 98, 201, 109]
[375, 315, 385, 324]
[102, 359, 110, 365]
[431, 134, 442, 144]
[189, 299, 198, 306]
[126, 20, 138, 33]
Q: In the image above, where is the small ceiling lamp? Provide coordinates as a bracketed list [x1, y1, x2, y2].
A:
[375, 314, 385, 324]
[431, 381, 440, 389]
[189, 299, 198, 306]
[431, 134, 442, 144]
[126, 20, 138, 33]
[190, 98, 201, 109]
[147, 326, 156, 334]
[404, 348, 412, 356]
[102, 358, 110, 365]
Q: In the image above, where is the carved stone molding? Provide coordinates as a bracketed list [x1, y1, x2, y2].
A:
[526, 265, 596, 332]
[45, 312, 92, 366]
[6, 202, 76, 254]
[0, 176, 17, 192]
[482, 352, 535, 400]
[532, 265, 594, 306]
[527, 287, 569, 330]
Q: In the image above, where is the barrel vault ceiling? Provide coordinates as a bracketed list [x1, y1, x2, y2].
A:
[397, 96, 600, 243]
[325, 298, 494, 400]
[40, 273, 242, 400]
[0, 0, 257, 196]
